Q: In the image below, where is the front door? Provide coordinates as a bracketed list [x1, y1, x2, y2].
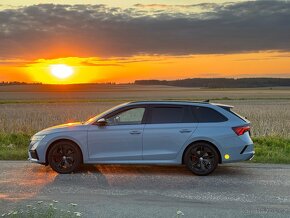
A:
[88, 107, 146, 161]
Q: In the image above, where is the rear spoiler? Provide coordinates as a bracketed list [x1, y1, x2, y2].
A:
[215, 104, 250, 123]
[212, 103, 234, 111]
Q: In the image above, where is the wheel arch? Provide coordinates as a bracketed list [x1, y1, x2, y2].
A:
[45, 138, 84, 164]
[182, 140, 222, 164]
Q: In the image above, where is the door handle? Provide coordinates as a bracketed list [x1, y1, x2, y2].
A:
[129, 130, 142, 135]
[179, 129, 192, 133]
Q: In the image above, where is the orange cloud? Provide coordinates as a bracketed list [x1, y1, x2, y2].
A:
[0, 51, 288, 84]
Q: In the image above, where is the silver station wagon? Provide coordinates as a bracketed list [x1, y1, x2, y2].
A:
[28, 101, 254, 176]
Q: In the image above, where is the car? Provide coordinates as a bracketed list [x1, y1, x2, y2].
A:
[28, 101, 254, 176]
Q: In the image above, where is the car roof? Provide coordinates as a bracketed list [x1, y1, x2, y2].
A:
[127, 100, 233, 108]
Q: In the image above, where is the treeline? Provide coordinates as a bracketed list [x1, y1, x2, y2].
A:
[0, 81, 117, 86]
[134, 78, 290, 88]
[0, 81, 42, 86]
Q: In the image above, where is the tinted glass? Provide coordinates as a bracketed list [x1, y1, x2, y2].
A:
[107, 107, 145, 125]
[220, 107, 247, 122]
[192, 106, 227, 123]
[150, 106, 186, 124]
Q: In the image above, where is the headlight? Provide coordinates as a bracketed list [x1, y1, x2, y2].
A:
[30, 135, 45, 150]
[31, 135, 45, 142]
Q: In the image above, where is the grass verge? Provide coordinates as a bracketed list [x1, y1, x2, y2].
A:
[0, 133, 30, 160]
[0, 133, 289, 164]
[252, 136, 290, 164]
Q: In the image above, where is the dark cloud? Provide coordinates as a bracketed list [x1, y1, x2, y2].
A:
[0, 1, 289, 59]
[133, 3, 219, 9]
[80, 61, 122, 67]
[0, 59, 35, 66]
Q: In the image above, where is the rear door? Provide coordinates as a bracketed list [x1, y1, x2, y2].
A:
[142, 104, 198, 160]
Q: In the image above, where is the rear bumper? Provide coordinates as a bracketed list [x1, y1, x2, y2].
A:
[246, 152, 255, 161]
[221, 143, 255, 163]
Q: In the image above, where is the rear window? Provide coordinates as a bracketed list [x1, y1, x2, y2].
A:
[191, 106, 228, 123]
[220, 106, 248, 122]
[149, 106, 188, 124]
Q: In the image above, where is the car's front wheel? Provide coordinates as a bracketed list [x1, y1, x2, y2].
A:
[184, 142, 219, 176]
[47, 140, 82, 174]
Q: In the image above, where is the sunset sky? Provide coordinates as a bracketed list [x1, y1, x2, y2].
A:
[0, 0, 290, 84]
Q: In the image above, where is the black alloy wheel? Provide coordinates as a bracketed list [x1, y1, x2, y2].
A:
[184, 142, 219, 176]
[47, 141, 82, 174]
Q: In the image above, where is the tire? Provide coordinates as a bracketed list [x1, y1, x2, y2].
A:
[184, 142, 219, 176]
[47, 141, 82, 174]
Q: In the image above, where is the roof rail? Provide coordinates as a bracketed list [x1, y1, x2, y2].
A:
[203, 99, 210, 103]
[128, 100, 212, 104]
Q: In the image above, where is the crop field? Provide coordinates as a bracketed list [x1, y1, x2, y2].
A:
[0, 84, 289, 162]
[0, 100, 290, 137]
[1, 84, 290, 101]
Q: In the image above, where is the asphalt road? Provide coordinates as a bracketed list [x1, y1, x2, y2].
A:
[0, 161, 290, 218]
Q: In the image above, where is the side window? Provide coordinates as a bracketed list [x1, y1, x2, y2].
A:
[192, 106, 228, 123]
[106, 107, 145, 125]
[149, 106, 186, 124]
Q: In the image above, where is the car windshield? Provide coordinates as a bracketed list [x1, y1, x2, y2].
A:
[84, 103, 128, 125]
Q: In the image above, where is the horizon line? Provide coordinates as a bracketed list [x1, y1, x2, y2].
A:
[1, 77, 290, 85]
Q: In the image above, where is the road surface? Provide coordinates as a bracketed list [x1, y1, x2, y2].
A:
[0, 161, 290, 217]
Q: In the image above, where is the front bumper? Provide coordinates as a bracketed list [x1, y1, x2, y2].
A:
[29, 149, 39, 160]
[28, 140, 47, 164]
[28, 149, 42, 164]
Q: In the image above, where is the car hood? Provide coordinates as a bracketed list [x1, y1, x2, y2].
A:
[35, 122, 86, 136]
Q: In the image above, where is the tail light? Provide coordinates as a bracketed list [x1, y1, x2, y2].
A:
[232, 125, 250, 136]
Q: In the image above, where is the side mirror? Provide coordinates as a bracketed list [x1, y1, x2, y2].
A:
[96, 118, 107, 126]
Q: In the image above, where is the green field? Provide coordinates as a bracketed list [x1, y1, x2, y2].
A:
[0, 84, 289, 163]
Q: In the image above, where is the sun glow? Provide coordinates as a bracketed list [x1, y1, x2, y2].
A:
[50, 64, 73, 79]
[19, 52, 290, 84]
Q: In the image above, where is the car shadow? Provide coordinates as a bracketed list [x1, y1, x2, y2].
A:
[77, 164, 192, 175]
[40, 164, 248, 192]
[214, 164, 248, 176]
[75, 164, 247, 176]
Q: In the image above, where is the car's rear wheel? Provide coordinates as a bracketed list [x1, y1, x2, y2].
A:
[184, 142, 219, 176]
[47, 141, 82, 174]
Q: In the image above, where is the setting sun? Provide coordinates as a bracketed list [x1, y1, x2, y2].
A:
[50, 64, 74, 79]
